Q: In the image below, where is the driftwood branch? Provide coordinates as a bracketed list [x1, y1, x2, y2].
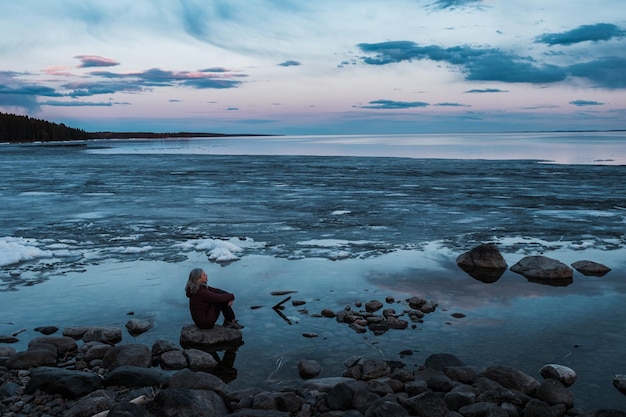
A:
[272, 296, 293, 325]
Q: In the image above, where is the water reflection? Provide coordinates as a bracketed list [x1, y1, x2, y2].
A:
[210, 349, 238, 383]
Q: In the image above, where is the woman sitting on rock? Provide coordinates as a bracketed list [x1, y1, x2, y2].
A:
[185, 268, 244, 330]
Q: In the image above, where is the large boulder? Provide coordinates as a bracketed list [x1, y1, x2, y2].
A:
[102, 344, 152, 371]
[510, 256, 573, 286]
[5, 349, 57, 369]
[456, 243, 508, 283]
[25, 366, 102, 398]
[28, 336, 77, 356]
[145, 387, 229, 417]
[480, 365, 540, 395]
[179, 324, 243, 351]
[103, 365, 170, 388]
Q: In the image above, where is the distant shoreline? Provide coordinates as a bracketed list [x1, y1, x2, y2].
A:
[86, 131, 278, 139]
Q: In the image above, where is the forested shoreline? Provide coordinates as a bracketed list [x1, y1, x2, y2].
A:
[0, 112, 269, 143]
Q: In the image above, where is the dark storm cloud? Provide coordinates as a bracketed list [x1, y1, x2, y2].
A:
[357, 99, 429, 109]
[358, 41, 567, 84]
[569, 99, 605, 106]
[278, 60, 301, 67]
[74, 55, 120, 68]
[536, 23, 626, 46]
[567, 56, 626, 89]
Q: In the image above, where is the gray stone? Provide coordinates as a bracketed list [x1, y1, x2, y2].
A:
[365, 300, 384, 312]
[477, 387, 530, 406]
[444, 365, 479, 384]
[403, 391, 448, 417]
[480, 366, 540, 395]
[102, 343, 152, 371]
[151, 338, 181, 356]
[459, 401, 501, 417]
[5, 348, 57, 369]
[510, 256, 573, 286]
[25, 366, 102, 398]
[535, 378, 574, 407]
[65, 389, 115, 417]
[0, 346, 16, 357]
[614, 374, 626, 395]
[302, 377, 355, 392]
[145, 387, 229, 417]
[82, 326, 123, 344]
[34, 326, 59, 335]
[84, 343, 112, 362]
[298, 359, 321, 379]
[169, 368, 231, 395]
[539, 364, 578, 387]
[424, 353, 465, 370]
[103, 365, 170, 388]
[108, 401, 156, 417]
[361, 358, 391, 380]
[456, 243, 508, 283]
[184, 348, 218, 372]
[444, 390, 476, 412]
[160, 349, 188, 370]
[28, 336, 77, 356]
[571, 260, 611, 277]
[125, 318, 154, 336]
[179, 324, 243, 351]
[365, 399, 409, 417]
[520, 398, 558, 417]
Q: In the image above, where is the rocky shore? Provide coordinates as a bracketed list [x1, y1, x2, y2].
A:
[1, 321, 625, 417]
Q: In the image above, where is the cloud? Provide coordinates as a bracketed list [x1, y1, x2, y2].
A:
[278, 60, 301, 67]
[428, 0, 485, 10]
[536, 23, 626, 46]
[358, 41, 568, 84]
[41, 100, 115, 107]
[90, 68, 246, 89]
[569, 100, 605, 107]
[435, 102, 471, 107]
[356, 99, 429, 109]
[567, 56, 626, 89]
[74, 55, 120, 68]
[464, 88, 507, 93]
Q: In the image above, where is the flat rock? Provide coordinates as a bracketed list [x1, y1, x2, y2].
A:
[510, 255, 573, 286]
[179, 324, 243, 351]
[571, 260, 611, 277]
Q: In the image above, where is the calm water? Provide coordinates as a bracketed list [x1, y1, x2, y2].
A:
[1, 132, 625, 410]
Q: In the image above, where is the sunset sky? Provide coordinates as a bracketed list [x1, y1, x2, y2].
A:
[1, 0, 625, 135]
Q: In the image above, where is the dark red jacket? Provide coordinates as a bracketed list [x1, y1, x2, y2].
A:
[187, 285, 234, 329]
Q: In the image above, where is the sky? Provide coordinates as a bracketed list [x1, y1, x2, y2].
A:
[1, 0, 625, 135]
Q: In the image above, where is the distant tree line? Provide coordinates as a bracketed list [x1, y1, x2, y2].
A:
[0, 112, 274, 143]
[0, 112, 91, 143]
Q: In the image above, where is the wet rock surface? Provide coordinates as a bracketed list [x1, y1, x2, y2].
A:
[1, 326, 625, 417]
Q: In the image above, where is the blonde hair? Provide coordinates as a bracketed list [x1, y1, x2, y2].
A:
[185, 268, 205, 296]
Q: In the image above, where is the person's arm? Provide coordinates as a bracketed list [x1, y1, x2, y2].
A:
[196, 286, 234, 303]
